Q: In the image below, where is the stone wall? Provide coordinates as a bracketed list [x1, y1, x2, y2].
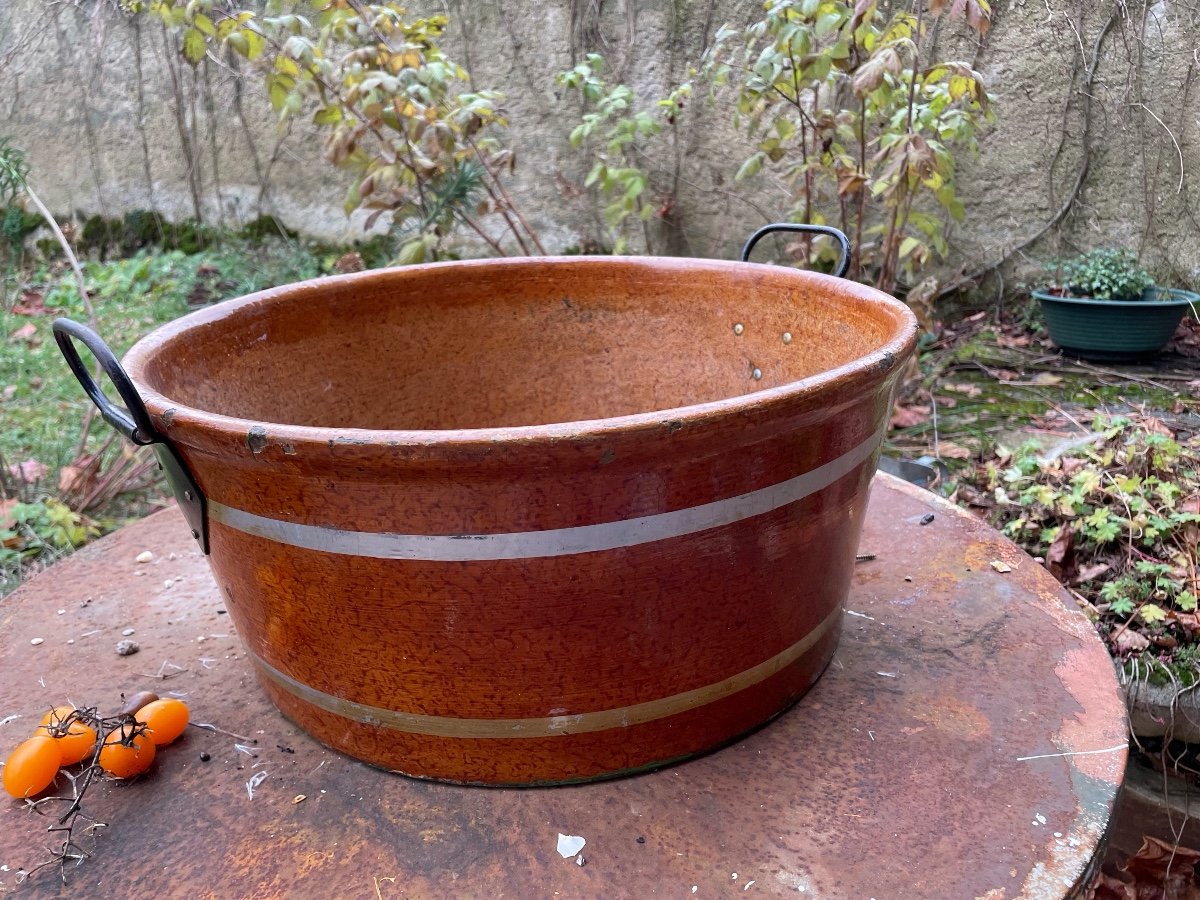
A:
[2, 0, 1199, 294]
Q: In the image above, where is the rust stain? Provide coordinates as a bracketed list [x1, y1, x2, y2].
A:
[963, 540, 1023, 572]
[1051, 646, 1129, 784]
[908, 694, 992, 741]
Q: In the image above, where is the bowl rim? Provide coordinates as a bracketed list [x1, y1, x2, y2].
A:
[122, 255, 919, 451]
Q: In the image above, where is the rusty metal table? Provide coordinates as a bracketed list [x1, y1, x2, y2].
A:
[0, 473, 1126, 897]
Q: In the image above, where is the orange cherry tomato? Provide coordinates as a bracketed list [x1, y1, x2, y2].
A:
[39, 706, 75, 729]
[3, 735, 63, 798]
[135, 699, 189, 746]
[36, 706, 98, 766]
[98, 726, 156, 779]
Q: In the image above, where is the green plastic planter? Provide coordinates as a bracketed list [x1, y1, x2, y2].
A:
[1032, 287, 1198, 361]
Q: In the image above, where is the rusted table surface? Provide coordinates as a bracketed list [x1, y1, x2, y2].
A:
[0, 473, 1126, 897]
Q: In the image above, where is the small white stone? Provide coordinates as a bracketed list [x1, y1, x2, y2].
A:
[29, 637, 44, 646]
[136, 550, 153, 564]
[56, 609, 65, 615]
[122, 628, 135, 636]
[733, 323, 744, 335]
[752, 368, 762, 380]
[134, 570, 146, 577]
[168, 552, 177, 561]
[164, 579, 174, 589]
[66, 639, 74, 645]
[783, 332, 792, 344]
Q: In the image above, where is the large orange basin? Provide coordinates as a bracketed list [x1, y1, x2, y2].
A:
[115, 256, 917, 784]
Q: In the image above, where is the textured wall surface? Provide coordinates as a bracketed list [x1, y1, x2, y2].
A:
[1, 1, 1198, 292]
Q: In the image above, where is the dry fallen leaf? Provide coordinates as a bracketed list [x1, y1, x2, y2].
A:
[1086, 869, 1136, 900]
[996, 333, 1031, 349]
[8, 458, 48, 483]
[1113, 629, 1150, 654]
[1045, 526, 1074, 582]
[1176, 612, 1200, 638]
[1120, 836, 1200, 899]
[989, 560, 1013, 573]
[9, 322, 37, 345]
[11, 290, 46, 316]
[1139, 416, 1175, 438]
[1031, 372, 1063, 386]
[890, 404, 931, 429]
[1073, 562, 1111, 584]
[935, 441, 972, 460]
[0, 498, 16, 531]
[943, 382, 983, 398]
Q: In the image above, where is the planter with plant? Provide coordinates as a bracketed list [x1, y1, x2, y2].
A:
[1032, 249, 1198, 360]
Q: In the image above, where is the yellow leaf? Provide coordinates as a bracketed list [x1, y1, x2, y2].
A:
[243, 28, 266, 60]
[193, 13, 215, 36]
[313, 105, 343, 126]
[182, 28, 206, 65]
[268, 79, 289, 112]
[402, 49, 422, 68]
[275, 56, 300, 77]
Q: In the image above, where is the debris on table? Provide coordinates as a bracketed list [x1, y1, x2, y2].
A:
[556, 833, 586, 859]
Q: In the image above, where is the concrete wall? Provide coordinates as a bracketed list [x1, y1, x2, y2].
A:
[2, 0, 1199, 293]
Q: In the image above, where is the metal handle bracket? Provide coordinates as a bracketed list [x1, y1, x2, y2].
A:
[53, 318, 209, 554]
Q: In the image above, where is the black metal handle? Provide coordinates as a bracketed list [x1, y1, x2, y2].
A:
[740, 223, 852, 279]
[52, 317, 210, 554]
[52, 318, 158, 446]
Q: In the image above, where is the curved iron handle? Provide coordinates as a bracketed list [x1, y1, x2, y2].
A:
[740, 223, 852, 279]
[52, 318, 157, 446]
[52, 317, 210, 554]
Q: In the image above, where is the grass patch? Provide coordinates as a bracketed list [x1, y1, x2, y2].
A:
[0, 235, 361, 594]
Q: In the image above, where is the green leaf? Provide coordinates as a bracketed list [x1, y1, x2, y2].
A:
[193, 14, 215, 37]
[1140, 603, 1167, 624]
[313, 105, 343, 126]
[182, 28, 207, 65]
[1109, 597, 1135, 616]
[735, 153, 764, 181]
[396, 238, 427, 266]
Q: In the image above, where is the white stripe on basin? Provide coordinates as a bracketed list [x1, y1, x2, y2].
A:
[209, 434, 879, 562]
[246, 603, 842, 739]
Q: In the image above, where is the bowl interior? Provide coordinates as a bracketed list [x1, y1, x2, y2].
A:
[131, 258, 910, 430]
